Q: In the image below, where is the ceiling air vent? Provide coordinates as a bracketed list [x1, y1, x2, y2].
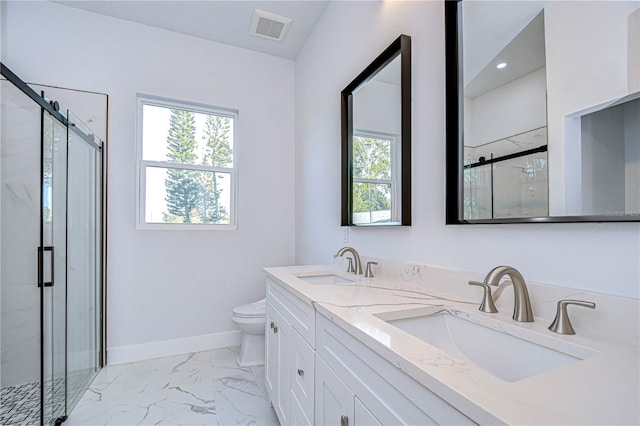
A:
[250, 9, 292, 42]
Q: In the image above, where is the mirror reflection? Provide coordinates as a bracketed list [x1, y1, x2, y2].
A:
[463, 6, 548, 219]
[342, 35, 411, 226]
[352, 55, 401, 224]
[450, 0, 640, 222]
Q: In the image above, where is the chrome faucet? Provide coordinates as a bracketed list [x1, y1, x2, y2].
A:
[334, 247, 363, 275]
[484, 266, 534, 322]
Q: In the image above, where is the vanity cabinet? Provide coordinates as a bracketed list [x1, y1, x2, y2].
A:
[266, 276, 472, 425]
[315, 313, 474, 426]
[265, 278, 316, 425]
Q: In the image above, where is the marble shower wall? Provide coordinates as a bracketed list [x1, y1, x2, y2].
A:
[1, 80, 42, 387]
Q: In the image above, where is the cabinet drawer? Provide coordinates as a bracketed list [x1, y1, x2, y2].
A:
[267, 278, 315, 347]
[291, 330, 315, 421]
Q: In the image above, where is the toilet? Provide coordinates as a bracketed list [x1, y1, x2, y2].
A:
[232, 298, 266, 367]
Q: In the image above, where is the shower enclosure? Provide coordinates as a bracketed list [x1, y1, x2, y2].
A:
[463, 127, 549, 220]
[1, 63, 105, 425]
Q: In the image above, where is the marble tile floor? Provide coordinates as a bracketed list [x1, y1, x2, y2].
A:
[64, 346, 279, 426]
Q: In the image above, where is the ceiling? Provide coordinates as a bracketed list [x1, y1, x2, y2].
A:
[465, 10, 546, 98]
[462, 0, 548, 95]
[53, 1, 329, 59]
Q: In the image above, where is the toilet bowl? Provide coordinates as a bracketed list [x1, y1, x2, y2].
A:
[232, 298, 266, 367]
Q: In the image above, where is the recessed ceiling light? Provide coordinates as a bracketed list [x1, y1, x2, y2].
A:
[496, 62, 508, 69]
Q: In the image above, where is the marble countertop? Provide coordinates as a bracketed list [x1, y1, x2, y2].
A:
[264, 264, 640, 425]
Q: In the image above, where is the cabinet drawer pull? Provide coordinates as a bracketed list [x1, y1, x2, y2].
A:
[297, 369, 304, 377]
[270, 321, 275, 330]
[341, 415, 349, 426]
[273, 326, 278, 333]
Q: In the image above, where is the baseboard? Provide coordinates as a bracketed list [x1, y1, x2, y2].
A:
[106, 330, 242, 365]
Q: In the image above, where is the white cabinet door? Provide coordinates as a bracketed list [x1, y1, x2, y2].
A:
[266, 301, 292, 425]
[265, 303, 277, 402]
[291, 330, 314, 421]
[315, 355, 354, 426]
[290, 389, 312, 426]
[354, 397, 382, 426]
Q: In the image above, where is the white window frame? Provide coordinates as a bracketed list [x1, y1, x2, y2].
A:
[352, 129, 401, 224]
[136, 94, 238, 230]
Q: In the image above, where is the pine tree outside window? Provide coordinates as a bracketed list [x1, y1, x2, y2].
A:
[136, 95, 237, 229]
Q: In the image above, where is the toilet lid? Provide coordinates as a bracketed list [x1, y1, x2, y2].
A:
[233, 298, 266, 318]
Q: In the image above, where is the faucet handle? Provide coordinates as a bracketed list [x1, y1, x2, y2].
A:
[548, 299, 596, 335]
[468, 281, 498, 313]
[345, 256, 355, 273]
[365, 262, 378, 278]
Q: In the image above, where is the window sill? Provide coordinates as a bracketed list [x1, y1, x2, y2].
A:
[136, 223, 238, 231]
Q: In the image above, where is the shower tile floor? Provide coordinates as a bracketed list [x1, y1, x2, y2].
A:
[1, 372, 98, 425]
[0, 380, 43, 425]
[64, 346, 278, 426]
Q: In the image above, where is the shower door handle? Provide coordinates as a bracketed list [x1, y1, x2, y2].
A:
[37, 246, 54, 287]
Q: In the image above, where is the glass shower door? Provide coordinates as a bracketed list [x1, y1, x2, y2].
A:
[41, 110, 68, 425]
[41, 108, 103, 423]
[65, 111, 102, 412]
[2, 65, 104, 425]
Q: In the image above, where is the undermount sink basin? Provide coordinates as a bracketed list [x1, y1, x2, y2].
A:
[384, 310, 597, 382]
[296, 273, 357, 285]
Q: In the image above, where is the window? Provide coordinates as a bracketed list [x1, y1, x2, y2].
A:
[352, 131, 400, 224]
[136, 95, 237, 229]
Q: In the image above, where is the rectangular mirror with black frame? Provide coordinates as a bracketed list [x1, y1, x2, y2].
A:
[342, 34, 411, 226]
[445, 0, 640, 224]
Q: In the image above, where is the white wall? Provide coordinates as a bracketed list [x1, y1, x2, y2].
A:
[353, 80, 401, 135]
[625, 100, 640, 212]
[1, 1, 296, 361]
[629, 8, 640, 93]
[545, 1, 640, 214]
[465, 67, 547, 147]
[580, 104, 626, 214]
[575, 99, 640, 216]
[295, 1, 640, 298]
